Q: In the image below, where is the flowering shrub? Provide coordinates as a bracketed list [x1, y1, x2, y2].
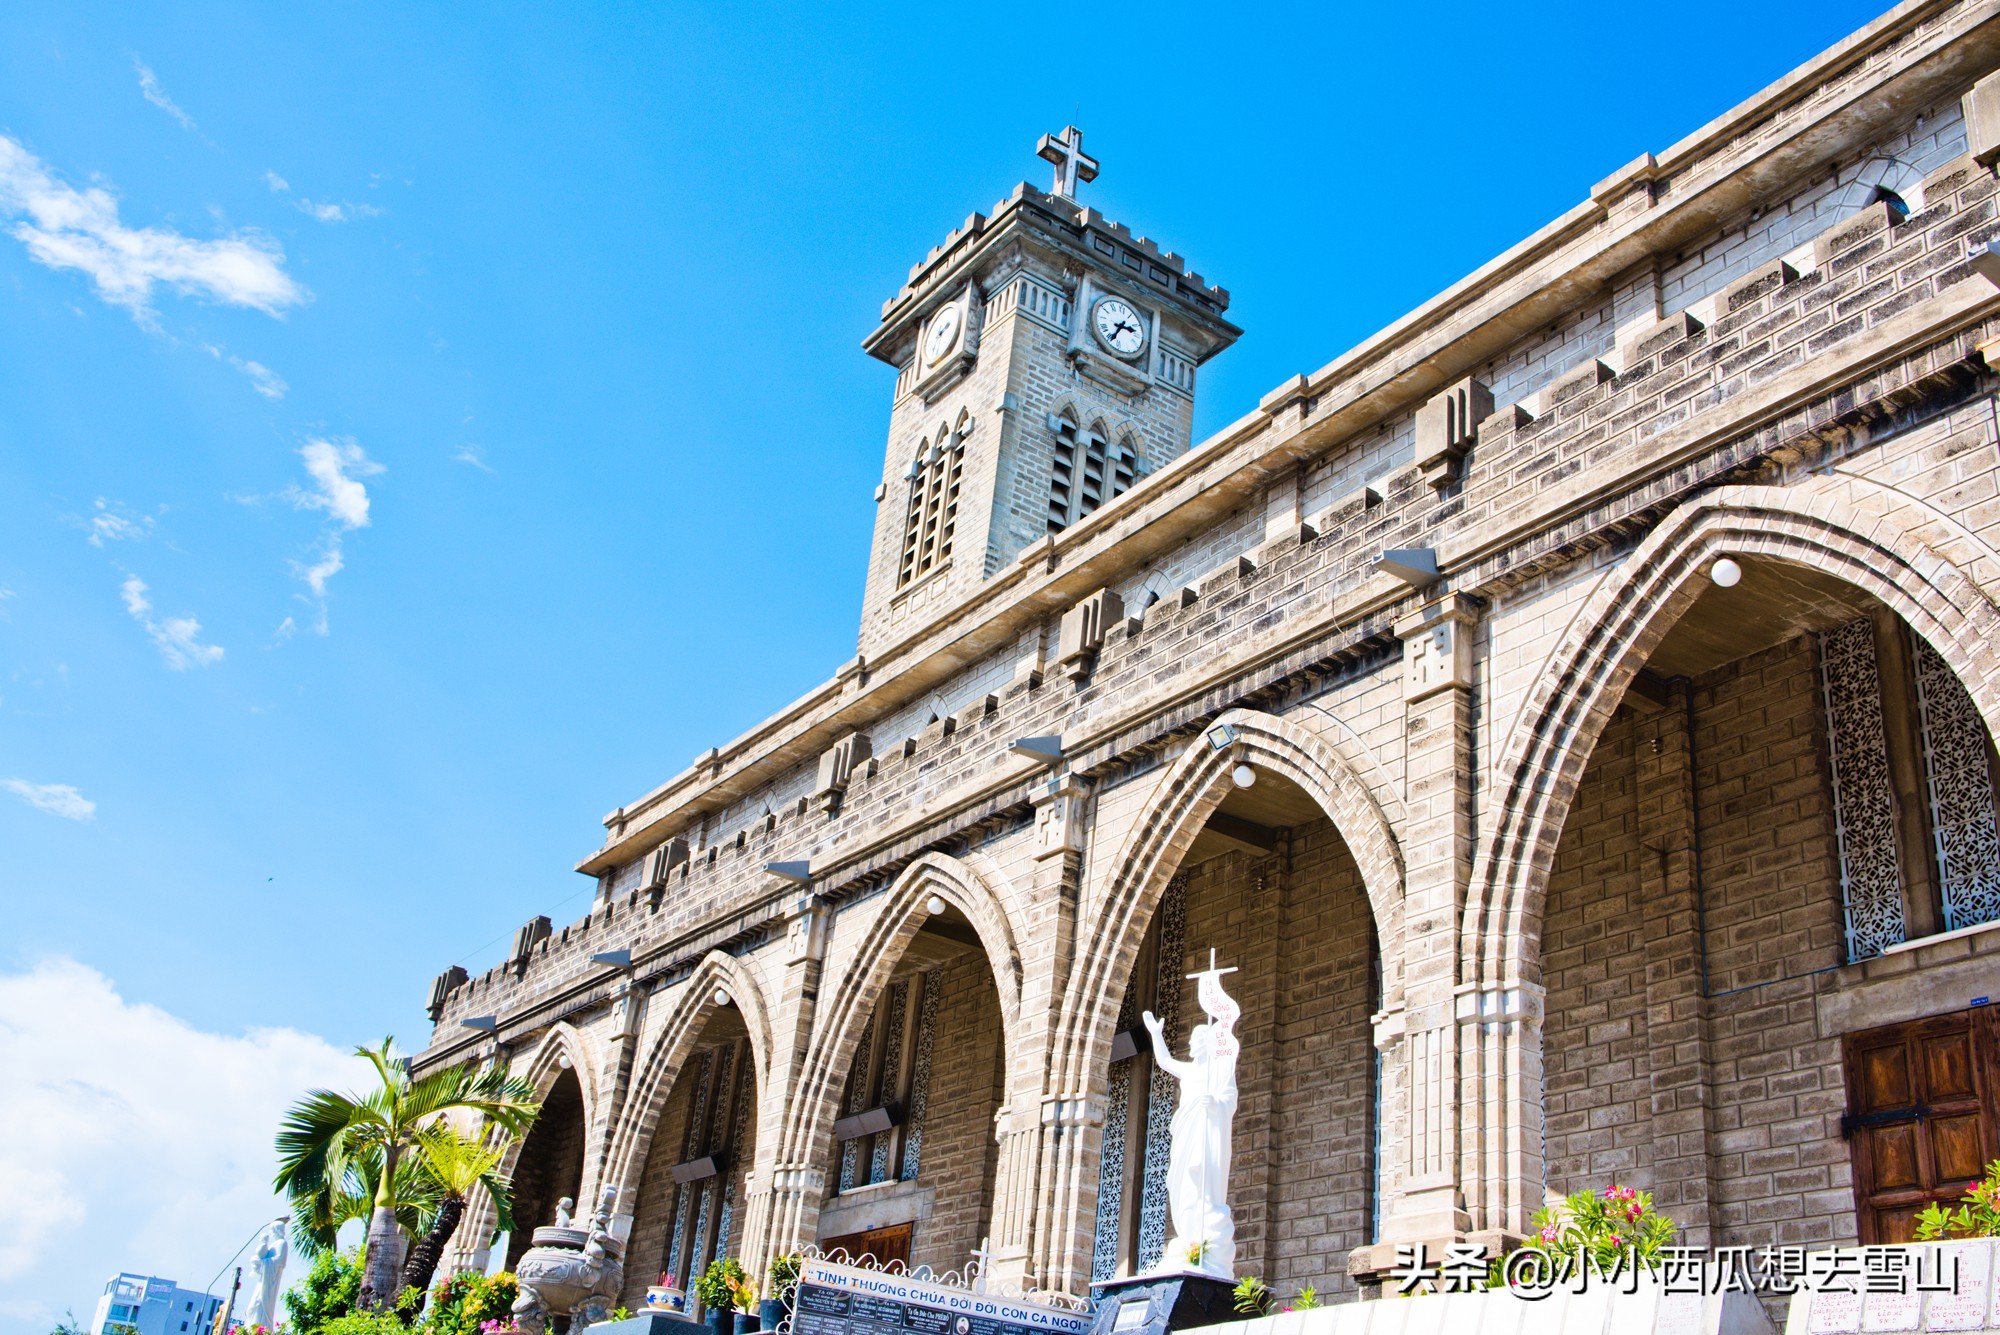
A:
[1916, 1160, 2000, 1240]
[418, 1272, 519, 1335]
[1514, 1184, 1676, 1277]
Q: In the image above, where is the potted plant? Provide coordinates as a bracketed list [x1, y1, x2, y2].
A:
[729, 1270, 758, 1335]
[761, 1255, 801, 1332]
[696, 1260, 748, 1335]
[644, 1273, 689, 1318]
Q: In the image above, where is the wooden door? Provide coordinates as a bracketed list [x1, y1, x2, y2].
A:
[1843, 1006, 2000, 1243]
[822, 1223, 913, 1270]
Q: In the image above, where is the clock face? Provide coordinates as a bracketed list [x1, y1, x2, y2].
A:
[924, 303, 962, 365]
[1092, 297, 1146, 358]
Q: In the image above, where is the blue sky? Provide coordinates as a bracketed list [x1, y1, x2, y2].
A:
[1, 0, 1888, 1325]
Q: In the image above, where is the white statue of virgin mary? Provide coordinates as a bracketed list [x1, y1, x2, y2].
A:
[1142, 953, 1241, 1278]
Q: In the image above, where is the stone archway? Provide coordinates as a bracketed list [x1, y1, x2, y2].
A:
[1461, 475, 2000, 1236]
[599, 950, 774, 1224]
[758, 852, 1025, 1266]
[1035, 705, 1405, 1295]
[502, 1023, 599, 1268]
[445, 1023, 597, 1274]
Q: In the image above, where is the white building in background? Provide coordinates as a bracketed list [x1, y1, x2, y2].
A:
[90, 1274, 224, 1335]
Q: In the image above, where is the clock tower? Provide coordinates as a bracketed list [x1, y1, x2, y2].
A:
[855, 128, 1241, 656]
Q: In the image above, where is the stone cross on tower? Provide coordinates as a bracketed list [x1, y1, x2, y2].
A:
[1035, 125, 1099, 200]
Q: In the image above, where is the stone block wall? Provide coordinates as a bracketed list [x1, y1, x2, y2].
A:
[1695, 638, 1850, 1250]
[904, 950, 1008, 1275]
[1542, 708, 1653, 1191]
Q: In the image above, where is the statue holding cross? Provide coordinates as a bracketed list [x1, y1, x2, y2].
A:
[1141, 949, 1241, 1278]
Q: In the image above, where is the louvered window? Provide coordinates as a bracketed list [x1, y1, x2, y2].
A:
[898, 421, 966, 587]
[1049, 417, 1136, 533]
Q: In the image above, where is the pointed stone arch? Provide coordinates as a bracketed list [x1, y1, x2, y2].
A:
[600, 949, 774, 1215]
[1465, 474, 2000, 995]
[521, 1020, 600, 1108]
[1051, 705, 1406, 1101]
[763, 852, 1023, 1246]
[461, 1021, 598, 1268]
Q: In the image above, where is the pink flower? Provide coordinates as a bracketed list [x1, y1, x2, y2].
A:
[1538, 1225, 1560, 1243]
[1604, 1187, 1619, 1201]
[1608, 1234, 1622, 1246]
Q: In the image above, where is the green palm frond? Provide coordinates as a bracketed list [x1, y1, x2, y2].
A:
[414, 1122, 518, 1238]
[273, 1038, 542, 1266]
[414, 1123, 507, 1194]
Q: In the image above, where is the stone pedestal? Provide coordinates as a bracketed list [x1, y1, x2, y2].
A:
[1088, 1272, 1238, 1335]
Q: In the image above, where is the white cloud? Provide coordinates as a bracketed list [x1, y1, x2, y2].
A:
[292, 439, 380, 529]
[262, 171, 290, 193]
[453, 444, 493, 472]
[120, 575, 224, 670]
[0, 135, 306, 319]
[134, 60, 195, 131]
[275, 440, 382, 634]
[231, 357, 288, 399]
[294, 547, 344, 601]
[1, 779, 95, 821]
[0, 958, 366, 1332]
[83, 498, 155, 547]
[295, 199, 383, 225]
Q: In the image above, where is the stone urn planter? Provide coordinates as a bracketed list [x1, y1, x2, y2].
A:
[512, 1206, 626, 1335]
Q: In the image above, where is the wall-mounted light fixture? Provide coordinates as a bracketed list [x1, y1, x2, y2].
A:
[1009, 736, 1064, 765]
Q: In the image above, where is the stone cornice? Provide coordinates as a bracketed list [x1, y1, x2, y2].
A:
[576, 0, 2000, 878]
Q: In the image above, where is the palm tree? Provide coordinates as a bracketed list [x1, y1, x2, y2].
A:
[397, 1123, 519, 1307]
[288, 1143, 431, 1261]
[275, 1039, 539, 1309]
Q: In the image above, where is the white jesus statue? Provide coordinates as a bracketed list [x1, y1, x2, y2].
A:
[1141, 950, 1241, 1278]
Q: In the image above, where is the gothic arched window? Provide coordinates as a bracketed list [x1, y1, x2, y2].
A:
[1048, 415, 1138, 533]
[898, 419, 966, 587]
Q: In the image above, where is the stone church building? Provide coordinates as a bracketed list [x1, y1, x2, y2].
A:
[417, 0, 2000, 1308]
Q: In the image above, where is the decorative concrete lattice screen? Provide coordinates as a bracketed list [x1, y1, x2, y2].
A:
[1912, 635, 2000, 933]
[1820, 618, 1907, 960]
